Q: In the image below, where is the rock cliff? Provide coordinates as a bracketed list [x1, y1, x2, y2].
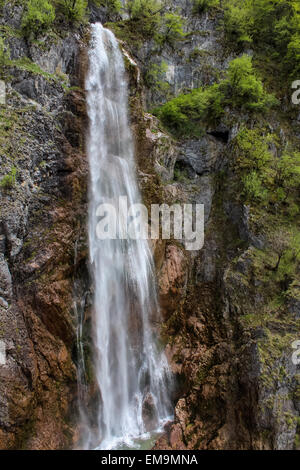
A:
[0, 0, 299, 450]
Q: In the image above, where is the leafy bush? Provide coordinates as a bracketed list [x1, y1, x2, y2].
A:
[125, 0, 162, 38]
[223, 0, 253, 46]
[144, 61, 170, 94]
[127, 0, 161, 20]
[0, 167, 17, 190]
[243, 171, 268, 202]
[0, 37, 10, 70]
[233, 127, 300, 209]
[125, 1, 185, 46]
[285, 33, 300, 78]
[22, 0, 55, 38]
[155, 55, 277, 137]
[193, 0, 219, 14]
[221, 55, 278, 111]
[222, 0, 300, 78]
[273, 152, 300, 192]
[92, 0, 122, 14]
[154, 13, 185, 46]
[154, 13, 185, 47]
[154, 84, 224, 137]
[234, 127, 272, 172]
[55, 0, 88, 24]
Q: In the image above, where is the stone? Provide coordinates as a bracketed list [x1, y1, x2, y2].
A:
[158, 244, 187, 319]
[179, 135, 224, 175]
[142, 392, 158, 432]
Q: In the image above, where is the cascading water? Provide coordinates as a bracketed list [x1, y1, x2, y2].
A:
[83, 23, 172, 450]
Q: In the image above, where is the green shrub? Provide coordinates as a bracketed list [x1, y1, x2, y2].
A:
[55, 0, 88, 24]
[144, 61, 170, 94]
[154, 13, 185, 47]
[234, 127, 300, 208]
[221, 55, 278, 111]
[92, 0, 122, 14]
[193, 0, 219, 14]
[251, 0, 295, 47]
[286, 33, 300, 78]
[222, 0, 300, 79]
[125, 1, 185, 46]
[125, 0, 162, 38]
[155, 55, 277, 137]
[127, 0, 161, 20]
[273, 152, 300, 191]
[22, 0, 55, 38]
[223, 0, 253, 46]
[0, 37, 10, 71]
[234, 127, 272, 172]
[0, 167, 17, 190]
[154, 83, 224, 137]
[243, 170, 268, 202]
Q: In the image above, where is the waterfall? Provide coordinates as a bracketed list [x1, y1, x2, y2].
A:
[83, 23, 172, 450]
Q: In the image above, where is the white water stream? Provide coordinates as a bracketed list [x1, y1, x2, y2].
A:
[83, 23, 172, 450]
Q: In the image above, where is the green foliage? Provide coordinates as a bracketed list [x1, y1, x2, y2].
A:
[155, 55, 277, 137]
[273, 152, 300, 193]
[55, 0, 88, 24]
[154, 13, 185, 47]
[223, 0, 253, 46]
[154, 83, 224, 137]
[22, 0, 55, 38]
[0, 36, 10, 74]
[222, 0, 300, 78]
[92, 0, 122, 14]
[271, 229, 300, 277]
[234, 127, 272, 202]
[108, 1, 185, 48]
[221, 55, 278, 111]
[125, 0, 162, 38]
[286, 33, 300, 78]
[0, 167, 17, 190]
[233, 126, 300, 215]
[127, 0, 161, 20]
[243, 171, 268, 202]
[144, 61, 170, 95]
[193, 0, 219, 14]
[235, 127, 272, 171]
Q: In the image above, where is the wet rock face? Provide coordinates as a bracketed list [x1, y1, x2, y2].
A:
[142, 393, 159, 432]
[0, 5, 89, 448]
[0, 2, 299, 451]
[127, 6, 300, 448]
[179, 136, 224, 176]
[158, 245, 187, 320]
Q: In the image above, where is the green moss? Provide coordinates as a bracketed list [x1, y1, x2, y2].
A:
[0, 166, 17, 190]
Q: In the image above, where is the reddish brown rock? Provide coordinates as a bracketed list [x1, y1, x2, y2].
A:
[158, 245, 187, 319]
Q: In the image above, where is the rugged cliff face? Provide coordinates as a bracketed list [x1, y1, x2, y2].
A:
[0, 0, 299, 450]
[0, 2, 89, 449]
[108, 0, 300, 450]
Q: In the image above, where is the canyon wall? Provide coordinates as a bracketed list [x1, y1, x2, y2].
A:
[0, 1, 299, 449]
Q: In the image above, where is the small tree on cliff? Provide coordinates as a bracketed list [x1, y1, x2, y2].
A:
[22, 0, 56, 38]
[55, 0, 88, 24]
